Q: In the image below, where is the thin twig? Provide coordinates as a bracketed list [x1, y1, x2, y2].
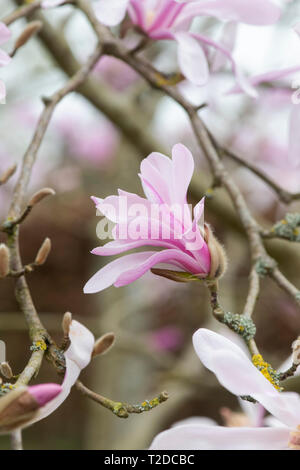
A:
[270, 268, 300, 306]
[76, 380, 169, 419]
[242, 268, 260, 318]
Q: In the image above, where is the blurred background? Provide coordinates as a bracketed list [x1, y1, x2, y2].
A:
[0, 0, 300, 449]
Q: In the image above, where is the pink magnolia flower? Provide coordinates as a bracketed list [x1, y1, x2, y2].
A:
[150, 328, 300, 450]
[84, 144, 215, 294]
[43, 1, 281, 95]
[93, 0, 281, 95]
[0, 23, 12, 103]
[0, 319, 94, 433]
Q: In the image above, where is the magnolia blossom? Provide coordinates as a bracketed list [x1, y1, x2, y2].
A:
[0, 23, 11, 103]
[43, 0, 281, 95]
[150, 328, 300, 450]
[93, 0, 281, 95]
[0, 319, 94, 433]
[84, 144, 221, 294]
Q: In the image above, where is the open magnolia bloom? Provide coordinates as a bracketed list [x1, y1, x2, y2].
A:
[84, 144, 227, 294]
[42, 0, 280, 95]
[0, 320, 94, 433]
[0, 23, 11, 103]
[93, 0, 281, 95]
[150, 328, 300, 450]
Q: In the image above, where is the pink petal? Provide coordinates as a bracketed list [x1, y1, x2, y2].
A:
[140, 152, 173, 204]
[171, 143, 194, 205]
[147, 1, 186, 33]
[211, 22, 238, 72]
[27, 320, 94, 425]
[150, 425, 290, 450]
[140, 144, 195, 206]
[193, 329, 300, 428]
[175, 32, 209, 86]
[227, 65, 300, 95]
[91, 239, 178, 256]
[94, 191, 152, 223]
[183, 198, 205, 251]
[128, 0, 147, 29]
[0, 49, 12, 67]
[84, 248, 206, 294]
[28, 384, 62, 407]
[190, 32, 257, 97]
[175, 0, 281, 27]
[94, 0, 129, 26]
[115, 248, 206, 286]
[0, 23, 11, 45]
[84, 252, 157, 293]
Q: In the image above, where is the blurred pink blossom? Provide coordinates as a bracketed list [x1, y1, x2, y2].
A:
[148, 325, 183, 351]
[57, 116, 119, 166]
[94, 56, 139, 91]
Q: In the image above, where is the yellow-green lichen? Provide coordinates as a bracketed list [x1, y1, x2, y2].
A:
[252, 354, 282, 391]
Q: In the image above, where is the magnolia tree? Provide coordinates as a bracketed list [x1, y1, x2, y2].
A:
[0, 0, 300, 451]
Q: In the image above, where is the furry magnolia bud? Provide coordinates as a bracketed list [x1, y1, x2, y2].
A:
[35, 238, 51, 266]
[0, 386, 39, 433]
[92, 332, 115, 358]
[0, 244, 10, 278]
[28, 187, 55, 207]
[204, 224, 228, 280]
[12, 21, 43, 55]
[0, 164, 17, 185]
[0, 362, 13, 379]
[62, 312, 72, 337]
[292, 338, 300, 365]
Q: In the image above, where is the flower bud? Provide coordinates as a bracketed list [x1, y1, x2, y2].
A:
[62, 312, 72, 337]
[204, 224, 228, 280]
[0, 244, 10, 279]
[92, 332, 115, 357]
[292, 337, 300, 365]
[28, 187, 55, 207]
[0, 362, 13, 379]
[0, 164, 17, 185]
[0, 387, 39, 432]
[35, 238, 51, 266]
[12, 21, 43, 56]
